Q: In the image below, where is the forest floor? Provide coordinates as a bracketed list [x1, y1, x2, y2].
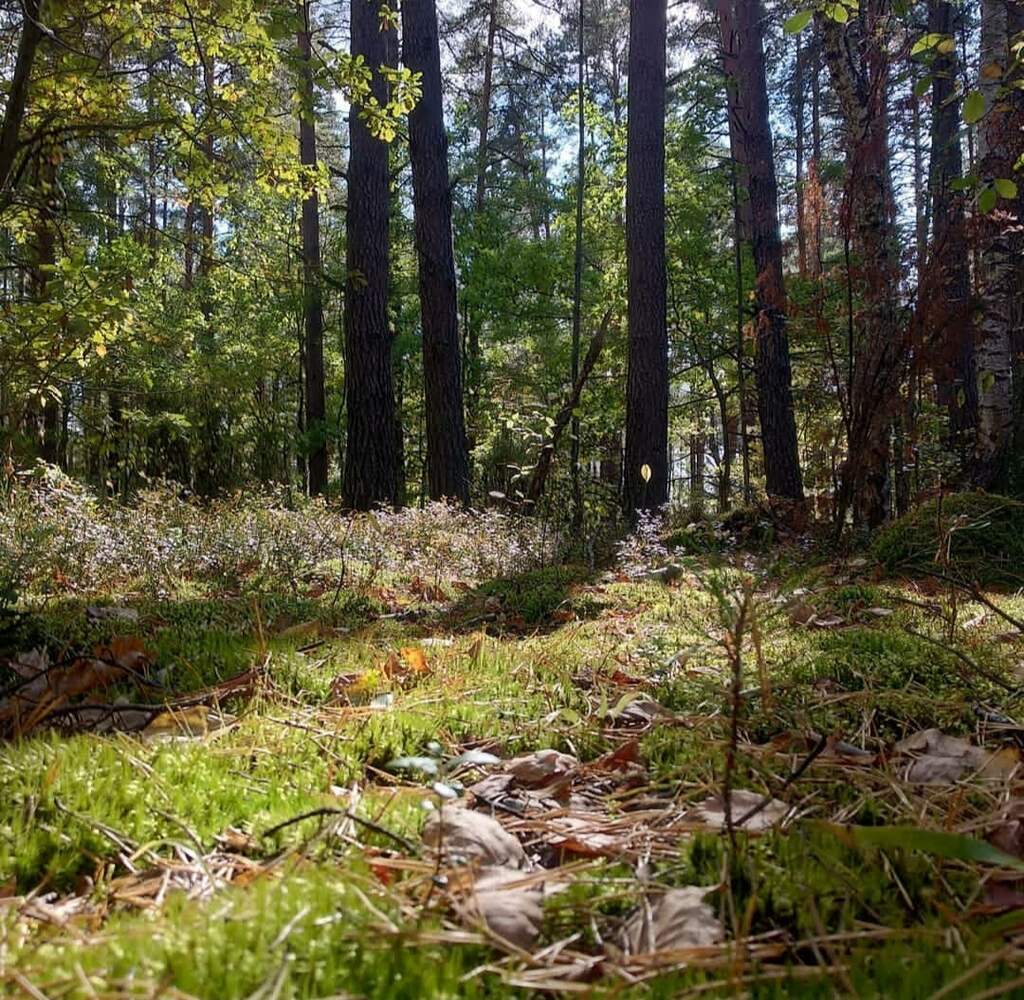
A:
[4, 541, 1024, 997]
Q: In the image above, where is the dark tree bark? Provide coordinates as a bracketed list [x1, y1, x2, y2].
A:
[718, 0, 804, 510]
[570, 0, 586, 529]
[925, 0, 975, 455]
[402, 0, 470, 504]
[343, 0, 398, 509]
[821, 1, 903, 530]
[475, 0, 498, 214]
[974, 0, 1024, 488]
[298, 2, 328, 496]
[623, 0, 669, 516]
[0, 0, 43, 197]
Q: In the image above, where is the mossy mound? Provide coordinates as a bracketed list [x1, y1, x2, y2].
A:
[872, 491, 1024, 586]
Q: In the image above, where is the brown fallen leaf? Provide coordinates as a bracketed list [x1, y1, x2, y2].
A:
[546, 814, 625, 857]
[681, 790, 788, 832]
[8, 649, 48, 679]
[464, 865, 544, 949]
[505, 749, 578, 788]
[422, 806, 528, 869]
[989, 801, 1024, 858]
[895, 729, 1020, 784]
[614, 886, 724, 955]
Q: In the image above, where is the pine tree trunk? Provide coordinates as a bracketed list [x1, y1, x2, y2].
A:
[298, 2, 328, 496]
[623, 0, 669, 516]
[718, 0, 805, 509]
[343, 0, 398, 509]
[821, 1, 902, 530]
[926, 0, 975, 457]
[973, 0, 1021, 487]
[402, 0, 470, 504]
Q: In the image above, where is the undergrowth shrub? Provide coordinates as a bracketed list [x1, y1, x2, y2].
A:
[872, 491, 1024, 586]
[0, 464, 557, 602]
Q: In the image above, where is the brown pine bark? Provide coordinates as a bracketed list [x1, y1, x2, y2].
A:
[925, 0, 975, 456]
[343, 0, 398, 509]
[974, 0, 1024, 488]
[402, 0, 470, 504]
[298, 2, 328, 496]
[623, 0, 669, 516]
[718, 0, 805, 509]
[0, 0, 43, 197]
[820, 1, 903, 530]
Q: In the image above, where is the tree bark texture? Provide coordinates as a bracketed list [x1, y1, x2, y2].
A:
[623, 0, 669, 516]
[402, 0, 470, 504]
[344, 0, 398, 509]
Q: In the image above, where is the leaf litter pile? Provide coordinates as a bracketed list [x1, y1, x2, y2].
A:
[4, 556, 1024, 996]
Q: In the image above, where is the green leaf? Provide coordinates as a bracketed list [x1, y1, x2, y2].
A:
[821, 823, 1024, 872]
[826, 3, 849, 23]
[979, 186, 998, 213]
[784, 10, 814, 34]
[911, 32, 946, 56]
[993, 177, 1019, 199]
[964, 89, 986, 125]
[913, 75, 933, 98]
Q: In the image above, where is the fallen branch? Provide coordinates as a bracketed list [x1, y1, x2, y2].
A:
[262, 806, 419, 855]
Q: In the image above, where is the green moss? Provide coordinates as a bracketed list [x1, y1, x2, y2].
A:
[873, 491, 1024, 586]
[473, 564, 592, 624]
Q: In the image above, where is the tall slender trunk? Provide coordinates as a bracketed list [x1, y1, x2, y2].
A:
[794, 33, 808, 278]
[343, 0, 398, 509]
[623, 0, 669, 516]
[821, 1, 902, 530]
[475, 0, 498, 214]
[402, 0, 470, 504]
[926, 0, 975, 457]
[718, 0, 804, 509]
[298, 2, 327, 495]
[570, 0, 586, 529]
[973, 0, 1022, 487]
[0, 0, 43, 197]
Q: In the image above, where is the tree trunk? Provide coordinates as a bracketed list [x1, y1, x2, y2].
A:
[821, 1, 902, 530]
[973, 0, 1021, 487]
[718, 0, 804, 509]
[926, 0, 975, 457]
[0, 0, 43, 197]
[570, 0, 586, 529]
[298, 2, 328, 496]
[343, 0, 398, 509]
[402, 0, 470, 504]
[475, 0, 498, 214]
[623, 0, 669, 516]
[526, 312, 610, 509]
[794, 32, 808, 278]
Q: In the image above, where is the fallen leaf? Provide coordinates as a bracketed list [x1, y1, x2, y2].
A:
[681, 790, 788, 832]
[990, 802, 1024, 858]
[95, 635, 150, 672]
[465, 866, 543, 949]
[7, 649, 48, 679]
[399, 646, 429, 673]
[788, 601, 817, 626]
[506, 749, 577, 788]
[422, 806, 529, 869]
[86, 606, 139, 625]
[895, 729, 1020, 784]
[615, 887, 724, 955]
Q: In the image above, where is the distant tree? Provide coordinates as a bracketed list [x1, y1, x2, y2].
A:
[298, 0, 327, 496]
